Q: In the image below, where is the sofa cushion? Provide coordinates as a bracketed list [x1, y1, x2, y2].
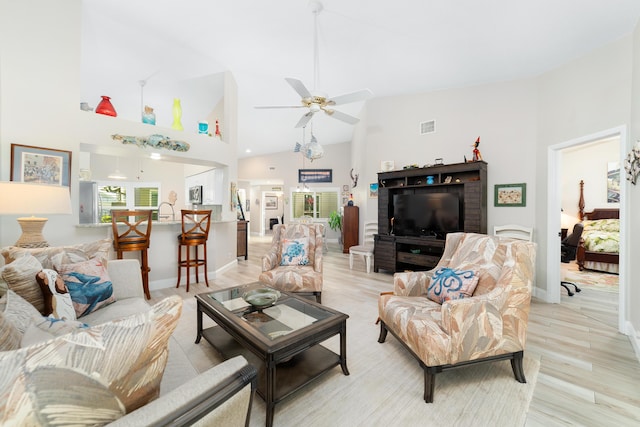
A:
[56, 258, 116, 318]
[81, 297, 151, 325]
[36, 269, 76, 320]
[0, 289, 42, 334]
[1, 238, 112, 269]
[0, 310, 21, 351]
[0, 253, 45, 313]
[427, 267, 479, 303]
[0, 295, 183, 424]
[280, 237, 310, 266]
[21, 314, 89, 347]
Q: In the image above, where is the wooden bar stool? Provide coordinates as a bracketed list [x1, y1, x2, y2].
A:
[177, 209, 212, 292]
[111, 209, 153, 299]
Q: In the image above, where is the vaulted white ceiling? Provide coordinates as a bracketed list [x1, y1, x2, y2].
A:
[81, 0, 640, 158]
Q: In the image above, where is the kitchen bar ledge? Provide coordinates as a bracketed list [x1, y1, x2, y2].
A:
[74, 220, 239, 293]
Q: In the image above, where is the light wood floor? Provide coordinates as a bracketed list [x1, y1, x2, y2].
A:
[152, 235, 640, 426]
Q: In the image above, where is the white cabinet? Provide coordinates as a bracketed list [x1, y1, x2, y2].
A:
[185, 168, 224, 205]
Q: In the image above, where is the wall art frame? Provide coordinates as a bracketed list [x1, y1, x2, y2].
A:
[11, 143, 71, 187]
[265, 195, 278, 210]
[189, 185, 203, 204]
[299, 169, 332, 183]
[494, 183, 526, 207]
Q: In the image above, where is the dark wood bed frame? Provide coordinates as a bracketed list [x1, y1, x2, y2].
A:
[576, 180, 620, 271]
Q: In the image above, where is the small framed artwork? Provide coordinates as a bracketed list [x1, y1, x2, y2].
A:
[299, 169, 332, 183]
[494, 183, 526, 207]
[607, 161, 620, 203]
[11, 144, 71, 187]
[265, 195, 278, 210]
[369, 183, 379, 198]
[189, 185, 203, 204]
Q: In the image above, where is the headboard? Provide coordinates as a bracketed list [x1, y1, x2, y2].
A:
[577, 179, 619, 220]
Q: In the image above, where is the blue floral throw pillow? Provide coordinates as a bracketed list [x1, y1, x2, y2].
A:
[427, 267, 479, 304]
[280, 238, 310, 266]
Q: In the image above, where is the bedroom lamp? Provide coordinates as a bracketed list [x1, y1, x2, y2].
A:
[0, 182, 72, 248]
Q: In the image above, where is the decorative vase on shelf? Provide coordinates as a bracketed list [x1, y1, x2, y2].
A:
[95, 96, 117, 117]
[171, 98, 183, 130]
[142, 105, 156, 125]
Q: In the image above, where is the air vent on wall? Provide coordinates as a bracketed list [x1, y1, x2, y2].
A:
[420, 120, 436, 135]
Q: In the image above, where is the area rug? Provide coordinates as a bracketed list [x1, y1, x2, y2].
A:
[561, 262, 618, 293]
[247, 344, 540, 427]
[171, 292, 539, 427]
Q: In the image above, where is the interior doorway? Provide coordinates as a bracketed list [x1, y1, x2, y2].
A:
[547, 126, 627, 333]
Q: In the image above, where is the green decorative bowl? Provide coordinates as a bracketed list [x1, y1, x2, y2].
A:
[243, 288, 281, 309]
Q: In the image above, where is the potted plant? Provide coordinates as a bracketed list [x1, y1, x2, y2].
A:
[328, 210, 343, 247]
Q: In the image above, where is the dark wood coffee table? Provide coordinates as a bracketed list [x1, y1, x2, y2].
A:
[195, 283, 349, 427]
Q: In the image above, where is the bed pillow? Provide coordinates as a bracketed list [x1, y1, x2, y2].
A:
[56, 258, 116, 318]
[0, 254, 45, 313]
[427, 267, 480, 304]
[280, 237, 310, 266]
[35, 269, 76, 321]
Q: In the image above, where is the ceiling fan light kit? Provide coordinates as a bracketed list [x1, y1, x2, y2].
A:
[255, 1, 372, 128]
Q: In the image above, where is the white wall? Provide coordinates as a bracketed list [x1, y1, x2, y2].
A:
[0, 0, 240, 286]
[351, 78, 539, 241]
[628, 21, 640, 351]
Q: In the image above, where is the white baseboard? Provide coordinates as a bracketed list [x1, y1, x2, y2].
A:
[148, 259, 239, 291]
[625, 320, 640, 364]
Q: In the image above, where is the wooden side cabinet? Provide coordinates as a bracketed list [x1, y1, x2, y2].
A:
[237, 220, 248, 260]
[342, 206, 359, 254]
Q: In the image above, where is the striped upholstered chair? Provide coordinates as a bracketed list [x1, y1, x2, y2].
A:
[259, 223, 324, 303]
[377, 232, 536, 403]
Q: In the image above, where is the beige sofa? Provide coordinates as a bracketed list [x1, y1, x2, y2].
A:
[0, 243, 256, 426]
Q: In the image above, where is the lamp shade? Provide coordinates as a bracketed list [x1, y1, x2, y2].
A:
[0, 182, 72, 215]
[0, 182, 72, 248]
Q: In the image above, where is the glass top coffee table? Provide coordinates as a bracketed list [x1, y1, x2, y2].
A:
[195, 282, 349, 427]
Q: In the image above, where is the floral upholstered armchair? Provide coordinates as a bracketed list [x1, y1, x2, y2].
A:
[377, 232, 536, 403]
[259, 223, 324, 303]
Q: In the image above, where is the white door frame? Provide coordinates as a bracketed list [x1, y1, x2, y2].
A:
[547, 125, 628, 333]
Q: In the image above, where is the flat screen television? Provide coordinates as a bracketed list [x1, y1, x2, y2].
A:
[392, 193, 461, 237]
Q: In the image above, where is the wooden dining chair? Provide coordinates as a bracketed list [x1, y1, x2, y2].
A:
[111, 209, 153, 299]
[176, 209, 212, 292]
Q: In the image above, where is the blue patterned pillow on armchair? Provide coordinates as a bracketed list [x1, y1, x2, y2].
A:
[280, 238, 310, 266]
[427, 267, 479, 304]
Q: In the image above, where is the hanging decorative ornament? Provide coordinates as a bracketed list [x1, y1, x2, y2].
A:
[293, 123, 324, 161]
[95, 95, 117, 117]
[171, 98, 183, 130]
[214, 119, 222, 139]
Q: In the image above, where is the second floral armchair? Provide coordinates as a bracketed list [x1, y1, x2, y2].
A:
[259, 223, 324, 303]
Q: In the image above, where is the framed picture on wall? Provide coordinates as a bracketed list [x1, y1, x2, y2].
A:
[299, 169, 332, 183]
[494, 183, 526, 207]
[189, 185, 202, 204]
[11, 144, 71, 187]
[265, 195, 278, 210]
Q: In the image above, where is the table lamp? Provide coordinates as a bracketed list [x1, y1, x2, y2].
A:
[0, 182, 72, 248]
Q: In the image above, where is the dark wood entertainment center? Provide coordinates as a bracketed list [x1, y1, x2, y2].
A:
[374, 161, 487, 273]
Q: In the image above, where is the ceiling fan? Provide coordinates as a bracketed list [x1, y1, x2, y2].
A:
[255, 1, 372, 128]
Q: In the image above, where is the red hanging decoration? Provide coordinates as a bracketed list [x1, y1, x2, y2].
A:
[95, 96, 117, 117]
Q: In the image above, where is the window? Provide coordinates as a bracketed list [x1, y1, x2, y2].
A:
[97, 181, 160, 223]
[290, 188, 339, 219]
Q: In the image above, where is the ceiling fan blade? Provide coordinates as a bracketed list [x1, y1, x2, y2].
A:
[324, 109, 360, 125]
[326, 89, 373, 106]
[285, 77, 312, 99]
[295, 111, 314, 128]
[255, 105, 306, 109]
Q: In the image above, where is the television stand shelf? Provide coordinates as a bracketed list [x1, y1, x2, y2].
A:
[374, 161, 487, 273]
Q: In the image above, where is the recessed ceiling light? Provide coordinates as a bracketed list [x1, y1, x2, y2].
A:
[150, 153, 161, 160]
[245, 149, 251, 153]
